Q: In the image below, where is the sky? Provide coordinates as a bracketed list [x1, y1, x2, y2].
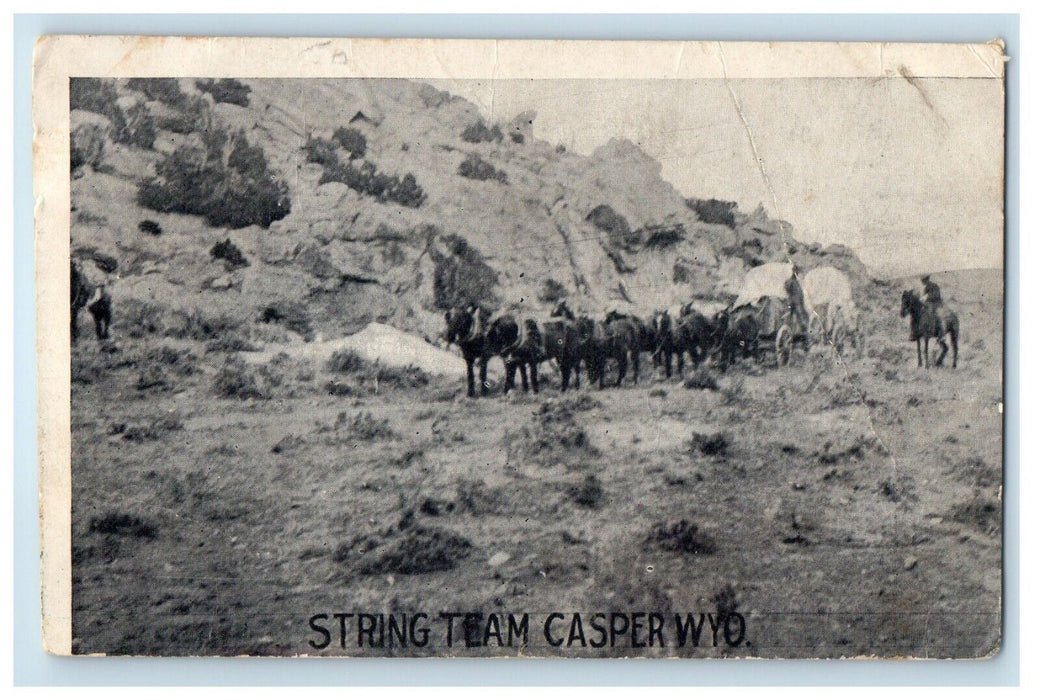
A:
[430, 78, 1004, 278]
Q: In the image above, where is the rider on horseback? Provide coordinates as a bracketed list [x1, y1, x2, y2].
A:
[920, 275, 943, 339]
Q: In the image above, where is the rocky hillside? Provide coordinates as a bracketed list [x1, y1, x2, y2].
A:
[70, 77, 872, 344]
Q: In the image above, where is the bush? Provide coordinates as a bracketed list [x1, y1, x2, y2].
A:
[259, 301, 313, 340]
[538, 277, 568, 304]
[319, 158, 426, 208]
[89, 512, 158, 539]
[431, 234, 499, 310]
[458, 153, 507, 184]
[115, 102, 157, 149]
[303, 136, 338, 165]
[690, 431, 730, 457]
[70, 123, 107, 172]
[156, 94, 210, 134]
[70, 78, 125, 132]
[586, 204, 639, 251]
[461, 120, 503, 143]
[684, 369, 719, 391]
[210, 238, 249, 270]
[685, 198, 738, 229]
[650, 519, 716, 555]
[126, 78, 187, 108]
[570, 474, 605, 509]
[195, 78, 251, 107]
[138, 219, 162, 235]
[327, 349, 430, 391]
[332, 127, 367, 158]
[137, 129, 290, 229]
[214, 356, 268, 399]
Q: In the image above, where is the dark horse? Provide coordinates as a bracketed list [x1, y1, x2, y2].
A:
[715, 306, 759, 373]
[672, 308, 717, 376]
[444, 306, 520, 397]
[900, 290, 959, 368]
[71, 261, 111, 343]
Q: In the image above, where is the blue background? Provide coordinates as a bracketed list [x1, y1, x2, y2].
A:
[12, 12, 1020, 686]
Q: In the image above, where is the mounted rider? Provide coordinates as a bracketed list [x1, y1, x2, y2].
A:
[919, 274, 944, 338]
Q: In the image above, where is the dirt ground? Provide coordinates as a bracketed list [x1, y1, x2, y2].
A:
[70, 269, 1003, 658]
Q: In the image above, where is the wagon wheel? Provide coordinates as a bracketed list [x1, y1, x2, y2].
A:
[776, 324, 793, 366]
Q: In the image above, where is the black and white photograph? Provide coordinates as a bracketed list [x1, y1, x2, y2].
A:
[37, 37, 1006, 658]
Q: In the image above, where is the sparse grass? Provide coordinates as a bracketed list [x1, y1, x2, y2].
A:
[684, 369, 719, 391]
[327, 349, 430, 392]
[945, 496, 1001, 536]
[505, 400, 597, 466]
[122, 415, 184, 442]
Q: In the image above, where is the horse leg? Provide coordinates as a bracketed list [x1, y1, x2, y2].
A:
[631, 351, 640, 384]
[616, 355, 627, 387]
[93, 311, 104, 341]
[916, 338, 922, 367]
[518, 363, 530, 393]
[465, 357, 476, 398]
[936, 337, 948, 367]
[531, 363, 540, 394]
[663, 349, 672, 379]
[71, 307, 79, 344]
[560, 362, 571, 392]
[503, 360, 516, 395]
[924, 338, 931, 369]
[572, 359, 581, 389]
[479, 356, 489, 395]
[951, 328, 959, 369]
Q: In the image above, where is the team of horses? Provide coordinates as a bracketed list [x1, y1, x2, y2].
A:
[444, 300, 741, 398]
[445, 289, 962, 398]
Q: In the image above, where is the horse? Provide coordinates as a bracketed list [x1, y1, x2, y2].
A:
[595, 313, 640, 387]
[672, 309, 717, 376]
[502, 318, 545, 395]
[605, 310, 656, 377]
[71, 261, 111, 343]
[540, 316, 584, 392]
[650, 309, 677, 378]
[900, 290, 959, 368]
[444, 305, 520, 397]
[715, 306, 760, 373]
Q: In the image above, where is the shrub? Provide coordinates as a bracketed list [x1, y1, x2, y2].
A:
[89, 512, 158, 539]
[210, 238, 249, 270]
[303, 136, 338, 165]
[458, 153, 508, 184]
[690, 431, 730, 457]
[586, 204, 639, 251]
[214, 356, 268, 399]
[327, 349, 430, 391]
[195, 78, 251, 107]
[650, 519, 716, 555]
[332, 127, 367, 158]
[114, 102, 157, 149]
[461, 119, 503, 143]
[138, 219, 162, 235]
[126, 78, 187, 108]
[684, 369, 719, 391]
[432, 234, 499, 310]
[538, 277, 568, 304]
[642, 223, 686, 249]
[70, 78, 125, 133]
[259, 301, 313, 340]
[570, 474, 605, 509]
[120, 299, 165, 337]
[318, 158, 426, 208]
[70, 123, 107, 172]
[122, 415, 184, 443]
[156, 94, 210, 134]
[685, 198, 738, 229]
[137, 129, 290, 229]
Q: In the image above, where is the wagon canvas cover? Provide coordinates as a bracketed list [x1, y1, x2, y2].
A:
[34, 37, 1007, 659]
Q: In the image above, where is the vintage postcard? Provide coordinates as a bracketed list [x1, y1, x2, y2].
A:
[34, 37, 1006, 657]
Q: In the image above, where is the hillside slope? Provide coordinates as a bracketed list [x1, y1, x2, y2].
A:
[71, 77, 872, 344]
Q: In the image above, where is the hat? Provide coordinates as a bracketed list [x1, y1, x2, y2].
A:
[921, 275, 931, 283]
